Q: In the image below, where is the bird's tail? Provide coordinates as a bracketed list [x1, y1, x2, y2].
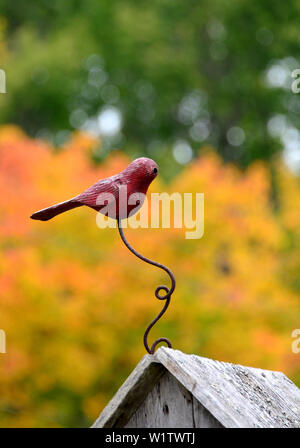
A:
[30, 199, 81, 221]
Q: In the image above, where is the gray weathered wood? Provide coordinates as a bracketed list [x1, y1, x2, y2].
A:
[193, 398, 224, 428]
[156, 348, 300, 428]
[91, 355, 165, 428]
[92, 347, 300, 428]
[125, 371, 223, 428]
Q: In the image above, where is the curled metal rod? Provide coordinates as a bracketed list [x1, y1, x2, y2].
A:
[118, 219, 175, 354]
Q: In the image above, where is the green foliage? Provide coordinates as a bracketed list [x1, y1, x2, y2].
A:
[1, 0, 300, 171]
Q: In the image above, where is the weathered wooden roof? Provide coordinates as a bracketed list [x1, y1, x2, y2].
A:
[92, 347, 300, 428]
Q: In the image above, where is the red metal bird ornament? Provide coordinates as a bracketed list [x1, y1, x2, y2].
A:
[30, 157, 158, 221]
[30, 156, 175, 355]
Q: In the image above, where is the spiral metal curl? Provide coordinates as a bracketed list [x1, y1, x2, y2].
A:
[117, 219, 175, 354]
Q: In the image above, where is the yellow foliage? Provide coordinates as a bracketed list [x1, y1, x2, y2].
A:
[0, 126, 299, 427]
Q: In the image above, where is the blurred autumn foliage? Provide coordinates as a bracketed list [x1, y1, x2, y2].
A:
[0, 125, 299, 427]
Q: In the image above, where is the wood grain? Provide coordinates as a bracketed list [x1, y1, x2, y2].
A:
[125, 371, 223, 428]
[92, 347, 300, 428]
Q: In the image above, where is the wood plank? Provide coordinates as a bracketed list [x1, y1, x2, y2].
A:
[92, 355, 165, 428]
[125, 371, 194, 428]
[125, 371, 224, 428]
[193, 398, 223, 428]
[92, 347, 300, 428]
[155, 348, 300, 428]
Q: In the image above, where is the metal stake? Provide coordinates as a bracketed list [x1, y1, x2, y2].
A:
[118, 219, 175, 354]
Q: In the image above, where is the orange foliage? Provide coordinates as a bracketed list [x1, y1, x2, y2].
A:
[0, 126, 299, 427]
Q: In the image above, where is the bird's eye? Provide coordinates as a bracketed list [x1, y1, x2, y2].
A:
[153, 167, 158, 174]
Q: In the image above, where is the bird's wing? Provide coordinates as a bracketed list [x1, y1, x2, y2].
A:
[76, 176, 120, 209]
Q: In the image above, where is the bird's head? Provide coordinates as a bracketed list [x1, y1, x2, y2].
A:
[123, 157, 159, 187]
